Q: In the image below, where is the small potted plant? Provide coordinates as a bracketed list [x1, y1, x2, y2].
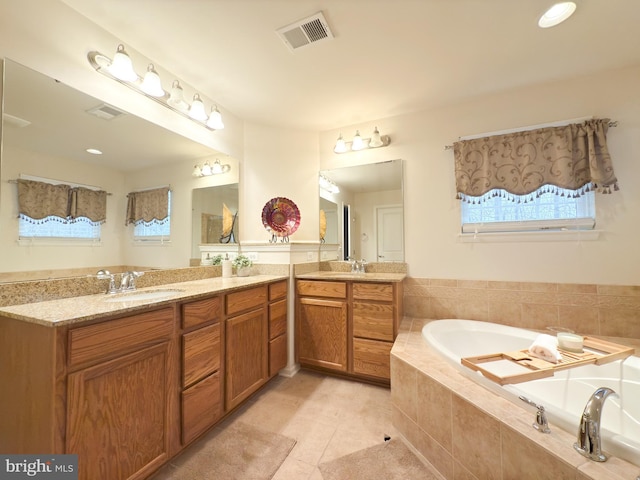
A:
[232, 254, 253, 277]
[210, 254, 223, 266]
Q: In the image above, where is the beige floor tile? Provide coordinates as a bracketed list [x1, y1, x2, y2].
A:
[271, 456, 317, 480]
[151, 370, 436, 480]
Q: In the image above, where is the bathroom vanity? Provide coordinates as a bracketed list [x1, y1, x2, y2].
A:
[0, 276, 287, 480]
[295, 272, 404, 385]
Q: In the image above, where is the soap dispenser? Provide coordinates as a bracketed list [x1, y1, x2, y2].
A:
[222, 254, 232, 278]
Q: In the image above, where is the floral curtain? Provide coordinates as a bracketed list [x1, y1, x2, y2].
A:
[17, 179, 71, 222]
[125, 186, 170, 225]
[453, 118, 618, 203]
[69, 187, 107, 223]
[18, 179, 108, 224]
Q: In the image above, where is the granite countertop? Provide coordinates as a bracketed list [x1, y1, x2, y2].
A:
[296, 271, 406, 282]
[0, 275, 288, 327]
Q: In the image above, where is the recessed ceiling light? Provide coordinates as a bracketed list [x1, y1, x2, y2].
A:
[86, 148, 103, 155]
[538, 2, 577, 28]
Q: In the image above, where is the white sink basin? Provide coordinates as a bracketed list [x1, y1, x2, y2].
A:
[103, 289, 184, 303]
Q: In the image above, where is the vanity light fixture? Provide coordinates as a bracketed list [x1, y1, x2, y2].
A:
[333, 127, 390, 154]
[319, 175, 340, 194]
[538, 2, 577, 28]
[88, 44, 225, 131]
[192, 159, 231, 177]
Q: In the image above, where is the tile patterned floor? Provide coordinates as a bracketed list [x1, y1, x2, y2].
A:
[159, 370, 401, 479]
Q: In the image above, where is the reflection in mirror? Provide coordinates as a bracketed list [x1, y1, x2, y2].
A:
[1, 59, 234, 282]
[319, 196, 339, 245]
[191, 184, 239, 260]
[320, 160, 404, 262]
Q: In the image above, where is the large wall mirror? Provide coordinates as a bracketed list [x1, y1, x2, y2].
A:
[320, 159, 404, 262]
[0, 59, 238, 281]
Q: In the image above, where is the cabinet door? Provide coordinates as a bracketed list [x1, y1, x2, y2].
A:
[353, 337, 392, 379]
[181, 371, 222, 444]
[225, 308, 268, 410]
[67, 342, 171, 480]
[297, 297, 348, 372]
[182, 323, 221, 387]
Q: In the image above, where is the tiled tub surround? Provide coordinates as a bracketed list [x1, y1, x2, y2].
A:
[404, 278, 640, 340]
[391, 317, 640, 480]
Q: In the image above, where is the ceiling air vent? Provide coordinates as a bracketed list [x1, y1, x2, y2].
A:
[277, 12, 334, 52]
[86, 103, 127, 121]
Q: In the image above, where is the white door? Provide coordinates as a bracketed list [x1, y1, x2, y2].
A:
[376, 206, 404, 261]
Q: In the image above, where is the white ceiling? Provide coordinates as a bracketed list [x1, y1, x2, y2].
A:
[60, 0, 640, 132]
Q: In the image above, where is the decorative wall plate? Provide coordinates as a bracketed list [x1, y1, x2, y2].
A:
[262, 197, 300, 242]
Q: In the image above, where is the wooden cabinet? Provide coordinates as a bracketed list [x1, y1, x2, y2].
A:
[66, 307, 177, 480]
[225, 285, 268, 411]
[296, 278, 403, 384]
[268, 280, 288, 376]
[180, 296, 223, 445]
[0, 278, 288, 480]
[352, 282, 397, 379]
[296, 281, 348, 372]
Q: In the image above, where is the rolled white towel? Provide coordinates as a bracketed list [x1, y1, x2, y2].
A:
[528, 334, 562, 364]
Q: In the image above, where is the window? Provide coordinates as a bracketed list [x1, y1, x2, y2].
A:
[17, 176, 104, 242]
[133, 190, 171, 240]
[461, 186, 595, 233]
[19, 216, 101, 240]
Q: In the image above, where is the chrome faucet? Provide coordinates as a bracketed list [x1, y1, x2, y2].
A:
[519, 395, 550, 433]
[96, 270, 143, 294]
[574, 387, 617, 462]
[119, 271, 144, 291]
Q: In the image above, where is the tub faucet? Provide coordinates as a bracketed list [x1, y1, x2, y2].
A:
[574, 387, 617, 462]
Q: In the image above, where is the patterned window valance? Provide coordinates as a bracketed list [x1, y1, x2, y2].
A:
[453, 118, 618, 203]
[125, 186, 170, 226]
[17, 179, 107, 224]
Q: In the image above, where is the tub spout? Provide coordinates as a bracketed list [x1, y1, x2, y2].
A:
[573, 387, 617, 462]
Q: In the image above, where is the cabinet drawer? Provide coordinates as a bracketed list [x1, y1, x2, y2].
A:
[353, 302, 394, 341]
[353, 338, 392, 379]
[269, 280, 288, 301]
[181, 371, 222, 445]
[297, 280, 346, 299]
[269, 299, 287, 340]
[269, 334, 287, 377]
[68, 308, 173, 368]
[183, 323, 221, 387]
[226, 286, 267, 316]
[182, 296, 221, 330]
[353, 282, 393, 302]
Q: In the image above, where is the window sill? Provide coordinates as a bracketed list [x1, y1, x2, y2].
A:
[132, 237, 172, 245]
[458, 229, 601, 243]
[18, 238, 103, 247]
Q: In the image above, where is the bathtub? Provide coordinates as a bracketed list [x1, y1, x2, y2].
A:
[422, 319, 640, 467]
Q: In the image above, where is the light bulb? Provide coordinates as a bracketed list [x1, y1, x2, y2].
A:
[168, 80, 189, 111]
[188, 93, 208, 121]
[369, 127, 383, 148]
[192, 165, 202, 177]
[206, 106, 224, 129]
[538, 2, 576, 28]
[212, 160, 223, 175]
[334, 134, 347, 153]
[140, 64, 165, 97]
[201, 162, 213, 176]
[109, 44, 137, 82]
[351, 130, 365, 150]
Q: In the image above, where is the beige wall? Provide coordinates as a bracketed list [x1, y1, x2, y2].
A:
[1, 0, 639, 287]
[241, 123, 319, 244]
[320, 65, 640, 286]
